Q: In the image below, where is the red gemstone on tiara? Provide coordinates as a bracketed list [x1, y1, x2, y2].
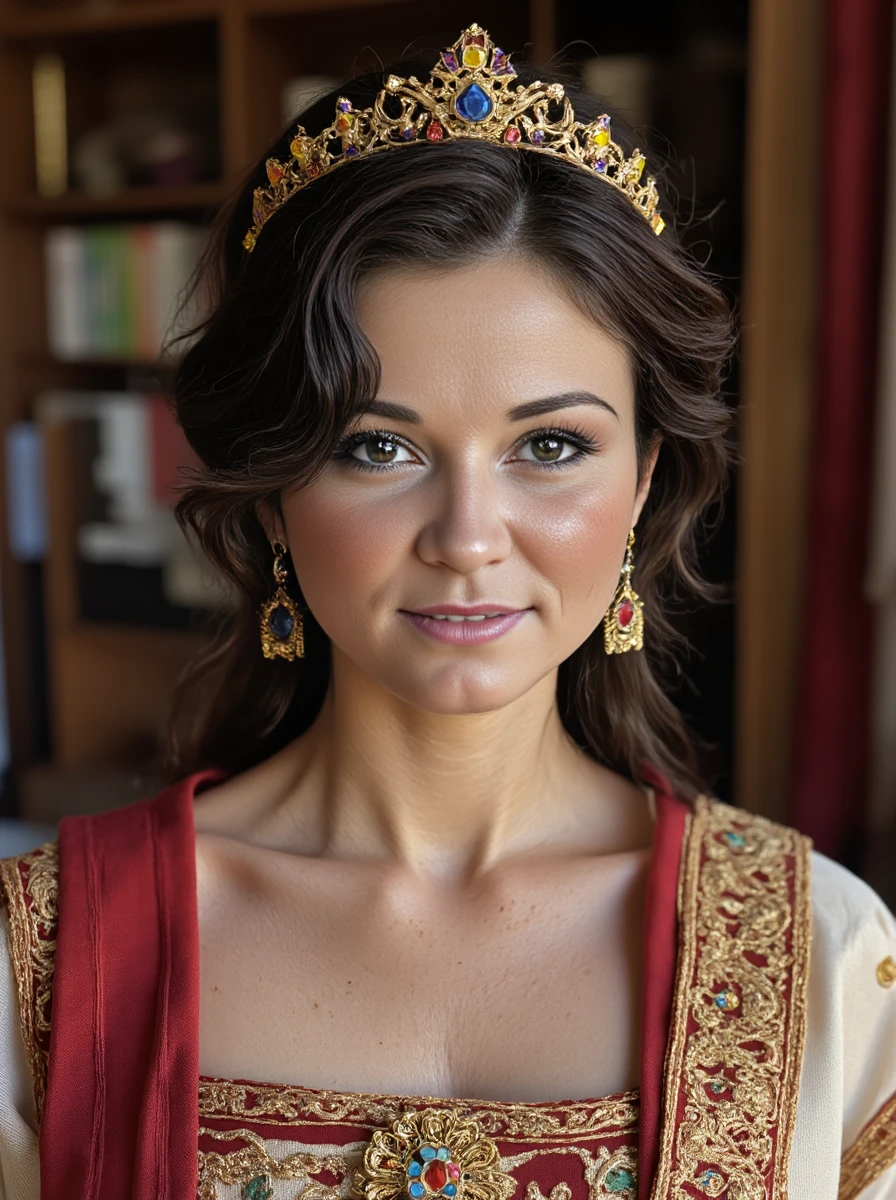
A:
[617, 598, 634, 629]
[504, 127, 521, 144]
[426, 120, 445, 141]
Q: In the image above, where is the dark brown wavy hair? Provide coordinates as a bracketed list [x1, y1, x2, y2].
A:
[162, 56, 736, 801]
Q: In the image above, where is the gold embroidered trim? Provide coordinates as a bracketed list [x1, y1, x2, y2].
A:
[0, 842, 60, 1126]
[649, 798, 812, 1200]
[198, 1078, 639, 1140]
[197, 1128, 641, 1200]
[838, 1092, 896, 1200]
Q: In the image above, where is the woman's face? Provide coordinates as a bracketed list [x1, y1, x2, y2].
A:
[274, 257, 659, 713]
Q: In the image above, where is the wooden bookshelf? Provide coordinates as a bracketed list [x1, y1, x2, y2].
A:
[0, 0, 555, 808]
[0, 0, 819, 822]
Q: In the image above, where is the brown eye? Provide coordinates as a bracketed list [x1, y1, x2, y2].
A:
[516, 434, 581, 466]
[531, 435, 564, 462]
[353, 436, 412, 465]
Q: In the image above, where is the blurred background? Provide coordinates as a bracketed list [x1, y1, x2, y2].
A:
[0, 0, 893, 903]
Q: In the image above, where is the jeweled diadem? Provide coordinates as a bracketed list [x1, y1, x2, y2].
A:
[243, 23, 665, 251]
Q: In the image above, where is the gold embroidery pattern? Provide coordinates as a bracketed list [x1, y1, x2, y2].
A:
[649, 799, 811, 1200]
[838, 1091, 896, 1200]
[198, 1078, 639, 1141]
[197, 1129, 641, 1200]
[0, 841, 60, 1125]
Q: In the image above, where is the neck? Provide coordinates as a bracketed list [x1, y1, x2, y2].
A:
[251, 649, 653, 884]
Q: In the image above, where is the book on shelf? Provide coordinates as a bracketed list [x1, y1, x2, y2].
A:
[33, 390, 232, 622]
[44, 222, 209, 363]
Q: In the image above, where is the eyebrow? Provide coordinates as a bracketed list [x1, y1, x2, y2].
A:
[357, 390, 620, 424]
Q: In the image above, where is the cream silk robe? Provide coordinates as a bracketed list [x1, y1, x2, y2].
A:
[1, 776, 896, 1199]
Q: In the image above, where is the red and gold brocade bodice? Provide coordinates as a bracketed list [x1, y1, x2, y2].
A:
[194, 1074, 639, 1200]
[0, 773, 817, 1200]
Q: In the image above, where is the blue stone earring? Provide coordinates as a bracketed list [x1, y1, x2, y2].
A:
[259, 539, 305, 660]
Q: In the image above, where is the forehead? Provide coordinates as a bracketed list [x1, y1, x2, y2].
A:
[354, 258, 634, 422]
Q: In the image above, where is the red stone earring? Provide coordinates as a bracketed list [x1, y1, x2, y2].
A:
[259, 539, 305, 660]
[604, 529, 644, 654]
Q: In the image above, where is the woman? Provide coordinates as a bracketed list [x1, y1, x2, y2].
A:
[2, 24, 895, 1200]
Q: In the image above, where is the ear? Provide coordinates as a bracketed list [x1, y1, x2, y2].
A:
[632, 433, 663, 528]
[254, 497, 288, 546]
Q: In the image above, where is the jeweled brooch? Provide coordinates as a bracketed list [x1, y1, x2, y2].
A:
[352, 1108, 515, 1200]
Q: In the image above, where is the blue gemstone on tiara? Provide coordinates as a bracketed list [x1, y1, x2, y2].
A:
[455, 83, 493, 122]
[409, 1184, 425, 1198]
[407, 1163, 422, 1178]
[344, 146, 360, 156]
[400, 127, 415, 140]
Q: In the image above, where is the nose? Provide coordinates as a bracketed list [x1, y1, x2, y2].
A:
[413, 457, 513, 574]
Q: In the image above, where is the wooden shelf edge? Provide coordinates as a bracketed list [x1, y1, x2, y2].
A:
[0, 1, 221, 38]
[1, 180, 231, 218]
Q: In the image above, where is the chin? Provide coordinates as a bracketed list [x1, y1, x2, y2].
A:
[384, 665, 538, 715]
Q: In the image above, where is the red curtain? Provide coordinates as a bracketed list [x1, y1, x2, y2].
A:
[789, 0, 894, 859]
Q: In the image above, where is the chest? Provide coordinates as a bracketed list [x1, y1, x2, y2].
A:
[195, 845, 649, 1101]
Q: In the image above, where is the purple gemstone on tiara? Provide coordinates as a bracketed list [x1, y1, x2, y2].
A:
[491, 49, 515, 76]
[400, 127, 415, 140]
[530, 128, 545, 145]
[442, 50, 458, 72]
[338, 99, 352, 112]
[597, 114, 610, 129]
[595, 159, 607, 172]
[344, 146, 360, 156]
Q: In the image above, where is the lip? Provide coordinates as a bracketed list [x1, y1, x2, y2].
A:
[399, 609, 531, 644]
[409, 603, 525, 616]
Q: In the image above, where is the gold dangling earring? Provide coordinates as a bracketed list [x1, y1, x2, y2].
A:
[259, 539, 305, 660]
[603, 529, 645, 654]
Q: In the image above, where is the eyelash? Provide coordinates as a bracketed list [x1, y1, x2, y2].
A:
[332, 425, 601, 474]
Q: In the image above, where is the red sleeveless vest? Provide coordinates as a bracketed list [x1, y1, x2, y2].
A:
[36, 767, 807, 1200]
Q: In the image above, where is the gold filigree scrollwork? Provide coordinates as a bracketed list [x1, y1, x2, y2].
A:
[352, 1108, 516, 1200]
[650, 799, 811, 1200]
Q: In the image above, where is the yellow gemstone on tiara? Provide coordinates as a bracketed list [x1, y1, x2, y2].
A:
[463, 44, 487, 68]
[592, 128, 610, 147]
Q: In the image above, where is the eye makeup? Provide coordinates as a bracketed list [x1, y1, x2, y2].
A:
[332, 424, 602, 474]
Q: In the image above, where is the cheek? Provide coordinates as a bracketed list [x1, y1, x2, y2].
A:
[280, 485, 417, 609]
[508, 481, 635, 608]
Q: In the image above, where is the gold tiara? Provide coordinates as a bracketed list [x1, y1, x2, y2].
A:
[242, 23, 665, 252]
